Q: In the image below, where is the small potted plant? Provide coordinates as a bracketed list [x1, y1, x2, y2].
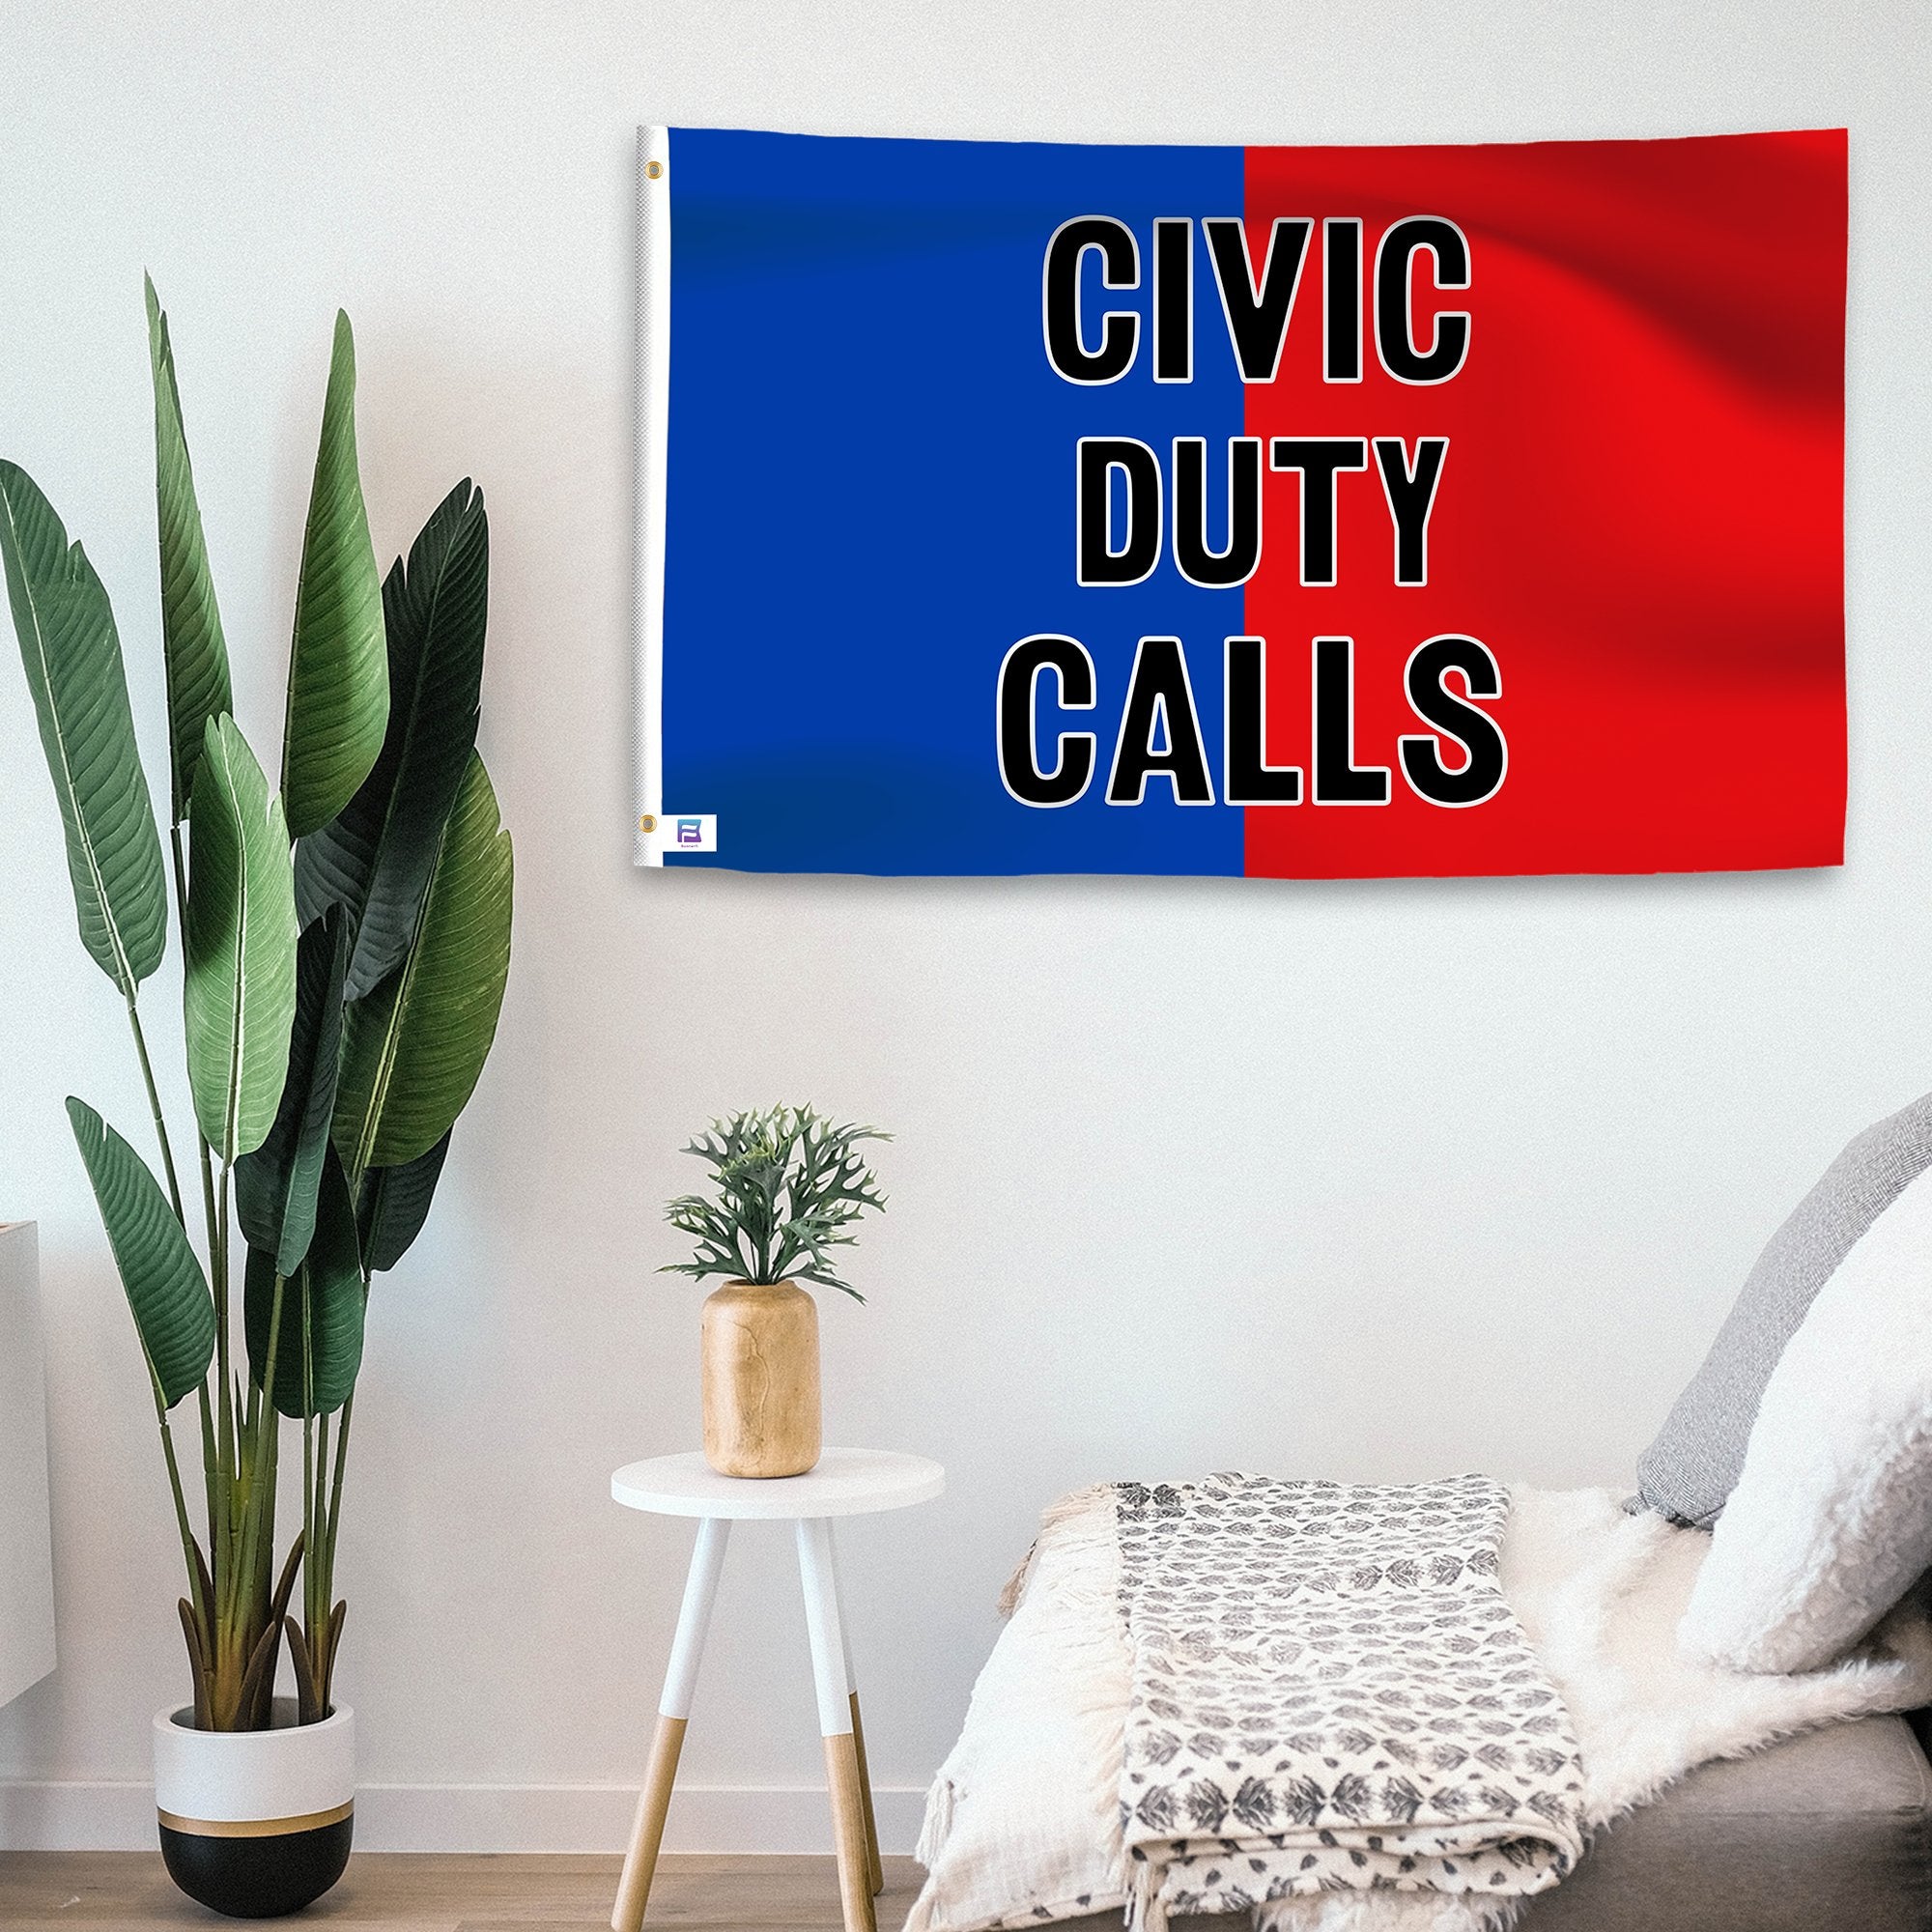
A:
[1, 284, 512, 1916]
[663, 1107, 889, 1478]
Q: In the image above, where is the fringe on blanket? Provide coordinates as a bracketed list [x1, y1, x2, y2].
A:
[997, 1482, 1118, 1618]
[914, 1773, 955, 1871]
[919, 1485, 1127, 1895]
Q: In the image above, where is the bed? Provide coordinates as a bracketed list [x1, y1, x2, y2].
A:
[907, 1093, 1932, 1932]
[1038, 1718, 1932, 1932]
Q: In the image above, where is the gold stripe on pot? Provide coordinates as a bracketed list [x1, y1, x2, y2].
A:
[156, 1800, 354, 1839]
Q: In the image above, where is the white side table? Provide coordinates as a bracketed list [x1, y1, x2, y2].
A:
[609, 1447, 945, 1932]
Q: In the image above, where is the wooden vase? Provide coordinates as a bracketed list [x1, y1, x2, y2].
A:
[700, 1280, 822, 1478]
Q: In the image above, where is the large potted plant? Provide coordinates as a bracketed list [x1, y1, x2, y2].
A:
[663, 1107, 888, 1478]
[1, 282, 513, 1917]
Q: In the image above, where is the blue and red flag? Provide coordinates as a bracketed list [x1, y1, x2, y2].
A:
[637, 126, 1845, 878]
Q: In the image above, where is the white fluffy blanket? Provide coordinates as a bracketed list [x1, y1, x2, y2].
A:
[906, 1486, 1932, 1932]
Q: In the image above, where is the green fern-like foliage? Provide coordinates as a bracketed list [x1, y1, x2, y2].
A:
[663, 1104, 890, 1301]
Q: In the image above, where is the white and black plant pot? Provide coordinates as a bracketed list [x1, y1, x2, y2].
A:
[153, 1700, 355, 1918]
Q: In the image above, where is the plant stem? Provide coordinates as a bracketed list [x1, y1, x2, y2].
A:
[124, 997, 184, 1224]
[240, 1271, 285, 1603]
[310, 1408, 327, 1638]
[154, 1384, 208, 1634]
[169, 823, 226, 1566]
[324, 1389, 353, 1564]
[302, 1407, 315, 1629]
[168, 823, 224, 1268]
[152, 822, 224, 1720]
[213, 1164, 237, 1609]
[195, 1381, 218, 1592]
[309, 1313, 361, 1717]
[195, 1131, 220, 1292]
[298, 1288, 329, 1719]
[208, 1268, 284, 1728]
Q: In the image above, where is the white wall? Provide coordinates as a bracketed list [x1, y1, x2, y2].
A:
[2, 0, 1928, 1856]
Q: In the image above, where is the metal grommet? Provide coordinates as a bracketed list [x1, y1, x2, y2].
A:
[639, 813, 657, 834]
[645, 159, 664, 180]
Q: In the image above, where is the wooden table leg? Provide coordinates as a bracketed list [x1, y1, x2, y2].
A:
[847, 1691, 885, 1895]
[797, 1518, 876, 1932]
[611, 1517, 731, 1932]
[611, 1715, 685, 1932]
[823, 1729, 877, 1931]
[828, 1533, 885, 1895]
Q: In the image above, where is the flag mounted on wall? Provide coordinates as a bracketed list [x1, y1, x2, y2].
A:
[635, 125, 1846, 879]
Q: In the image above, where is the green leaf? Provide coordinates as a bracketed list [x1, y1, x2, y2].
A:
[235, 909, 348, 1274]
[244, 1148, 364, 1419]
[333, 753, 511, 1174]
[356, 1130, 451, 1274]
[663, 1106, 888, 1300]
[145, 276, 233, 824]
[281, 312, 387, 838]
[0, 462, 168, 995]
[296, 480, 487, 999]
[67, 1097, 214, 1407]
[185, 715, 299, 1163]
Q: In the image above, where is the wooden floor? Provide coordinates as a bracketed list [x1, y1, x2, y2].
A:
[0, 1853, 924, 1931]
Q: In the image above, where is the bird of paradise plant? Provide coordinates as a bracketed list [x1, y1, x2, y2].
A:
[0, 281, 512, 1729]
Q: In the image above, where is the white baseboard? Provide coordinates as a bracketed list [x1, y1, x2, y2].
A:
[0, 1778, 929, 1855]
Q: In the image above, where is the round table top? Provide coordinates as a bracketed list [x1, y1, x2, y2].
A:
[611, 1447, 945, 1520]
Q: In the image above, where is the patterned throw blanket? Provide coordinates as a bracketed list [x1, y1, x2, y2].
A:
[1115, 1475, 1585, 1929]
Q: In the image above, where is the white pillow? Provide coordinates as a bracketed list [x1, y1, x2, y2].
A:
[1679, 1161, 1932, 1673]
